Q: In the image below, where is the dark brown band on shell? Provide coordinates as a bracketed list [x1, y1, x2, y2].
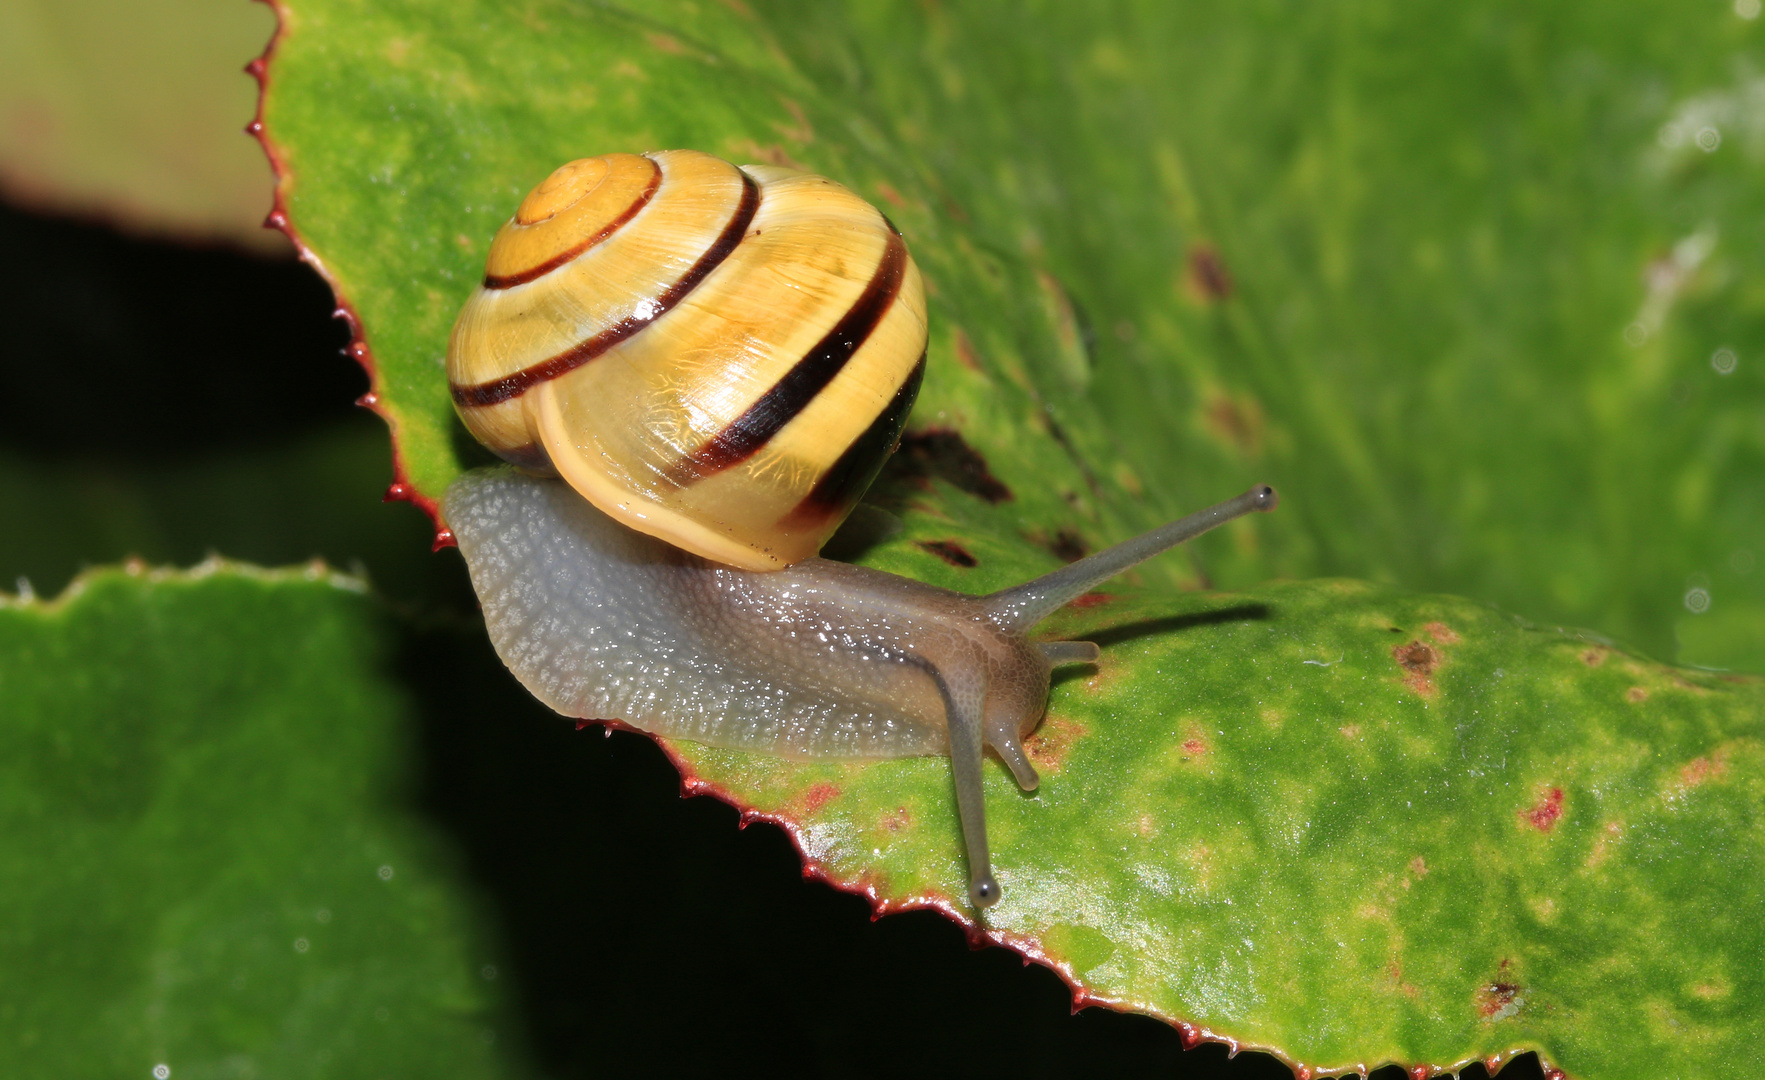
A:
[778, 352, 924, 532]
[451, 171, 762, 408]
[667, 229, 910, 484]
[481, 160, 663, 290]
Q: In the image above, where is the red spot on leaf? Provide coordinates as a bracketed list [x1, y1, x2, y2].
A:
[1521, 787, 1565, 832]
[801, 782, 840, 814]
[1182, 737, 1208, 756]
[1409, 1067, 1431, 1080]
[1024, 715, 1090, 774]
[1175, 1022, 1202, 1049]
[952, 328, 985, 372]
[1423, 621, 1461, 645]
[1680, 751, 1729, 788]
[1070, 591, 1113, 609]
[1475, 981, 1520, 1019]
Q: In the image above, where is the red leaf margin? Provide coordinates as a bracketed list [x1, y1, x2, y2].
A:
[244, 0, 454, 551]
[240, 5, 1572, 1076]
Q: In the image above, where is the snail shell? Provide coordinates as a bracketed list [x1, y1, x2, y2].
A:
[447, 150, 928, 570]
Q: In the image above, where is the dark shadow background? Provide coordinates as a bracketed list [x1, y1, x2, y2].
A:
[0, 201, 1548, 1079]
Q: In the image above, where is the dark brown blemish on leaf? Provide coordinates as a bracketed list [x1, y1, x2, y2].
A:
[887, 429, 1013, 504]
[1581, 646, 1610, 667]
[1050, 527, 1088, 562]
[1393, 640, 1442, 696]
[881, 806, 913, 832]
[1202, 392, 1265, 456]
[1394, 641, 1440, 675]
[1028, 526, 1088, 563]
[916, 540, 977, 568]
[1521, 787, 1565, 831]
[1185, 243, 1234, 301]
[1626, 686, 1650, 703]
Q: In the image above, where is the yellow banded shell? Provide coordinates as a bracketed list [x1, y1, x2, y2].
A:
[447, 149, 929, 570]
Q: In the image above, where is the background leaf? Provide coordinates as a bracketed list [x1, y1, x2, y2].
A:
[0, 0, 283, 249]
[0, 566, 509, 1076]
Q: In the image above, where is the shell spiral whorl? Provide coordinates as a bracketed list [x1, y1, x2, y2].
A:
[446, 150, 929, 570]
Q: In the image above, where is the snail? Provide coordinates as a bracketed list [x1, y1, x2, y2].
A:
[441, 150, 1277, 909]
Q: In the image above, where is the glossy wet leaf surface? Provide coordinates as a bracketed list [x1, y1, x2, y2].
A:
[248, 0, 1765, 1074]
[0, 567, 508, 1075]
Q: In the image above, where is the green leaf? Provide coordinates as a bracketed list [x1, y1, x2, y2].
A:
[256, 0, 1765, 1074]
[667, 579, 1765, 1077]
[0, 565, 513, 1075]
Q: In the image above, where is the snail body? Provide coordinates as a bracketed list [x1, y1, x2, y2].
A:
[443, 151, 1278, 908]
[444, 469, 1275, 909]
[447, 150, 928, 571]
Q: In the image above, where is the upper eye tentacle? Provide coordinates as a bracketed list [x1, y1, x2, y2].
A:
[984, 485, 1277, 632]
